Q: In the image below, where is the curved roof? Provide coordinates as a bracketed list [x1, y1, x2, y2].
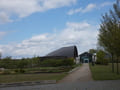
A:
[79, 52, 92, 56]
[46, 46, 78, 58]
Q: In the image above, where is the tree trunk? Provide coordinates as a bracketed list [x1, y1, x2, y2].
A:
[116, 57, 119, 74]
[111, 54, 114, 73]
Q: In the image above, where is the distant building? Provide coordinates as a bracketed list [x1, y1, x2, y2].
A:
[79, 52, 92, 63]
[46, 46, 78, 58]
[43, 46, 79, 63]
[92, 53, 97, 62]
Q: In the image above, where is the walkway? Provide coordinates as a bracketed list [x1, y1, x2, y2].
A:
[1, 80, 120, 90]
[1, 64, 120, 90]
[59, 63, 93, 83]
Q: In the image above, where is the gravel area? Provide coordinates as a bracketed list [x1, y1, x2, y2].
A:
[59, 63, 93, 83]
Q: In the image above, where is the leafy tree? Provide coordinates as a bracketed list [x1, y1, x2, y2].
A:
[96, 50, 108, 65]
[89, 49, 97, 54]
[113, 0, 120, 74]
[0, 52, 2, 60]
[98, 0, 120, 74]
[0, 56, 13, 69]
[98, 13, 115, 72]
[17, 59, 28, 69]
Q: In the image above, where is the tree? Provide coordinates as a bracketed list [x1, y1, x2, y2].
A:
[0, 52, 2, 60]
[98, 0, 120, 74]
[98, 14, 115, 72]
[89, 49, 96, 54]
[0, 56, 12, 68]
[96, 50, 108, 65]
[17, 59, 28, 69]
[111, 0, 120, 74]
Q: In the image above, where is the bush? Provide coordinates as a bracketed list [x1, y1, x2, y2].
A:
[62, 58, 75, 66]
[14, 69, 19, 73]
[19, 69, 25, 73]
[17, 60, 28, 69]
[3, 70, 11, 74]
[96, 50, 108, 65]
[14, 69, 25, 73]
[40, 58, 75, 67]
[102, 58, 109, 65]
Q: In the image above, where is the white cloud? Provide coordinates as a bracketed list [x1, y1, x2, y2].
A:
[67, 8, 82, 15]
[67, 1, 114, 15]
[67, 3, 96, 15]
[0, 21, 98, 58]
[30, 34, 48, 41]
[0, 12, 13, 24]
[82, 4, 96, 13]
[0, 31, 7, 39]
[0, 0, 76, 23]
[100, 2, 114, 7]
[66, 22, 90, 30]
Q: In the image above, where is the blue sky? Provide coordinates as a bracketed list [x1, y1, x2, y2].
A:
[0, 0, 115, 58]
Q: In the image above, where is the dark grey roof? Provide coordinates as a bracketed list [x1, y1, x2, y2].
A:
[46, 46, 78, 58]
[79, 52, 92, 56]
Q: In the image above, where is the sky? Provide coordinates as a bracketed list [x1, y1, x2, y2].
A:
[0, 0, 115, 58]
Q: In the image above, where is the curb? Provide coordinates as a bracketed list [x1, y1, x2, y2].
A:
[0, 80, 56, 88]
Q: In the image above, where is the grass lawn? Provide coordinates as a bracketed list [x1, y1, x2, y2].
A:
[0, 64, 81, 83]
[0, 73, 67, 83]
[90, 63, 120, 80]
[24, 67, 72, 73]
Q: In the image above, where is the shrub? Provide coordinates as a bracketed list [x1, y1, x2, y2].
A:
[14, 69, 19, 73]
[17, 60, 28, 69]
[96, 50, 108, 65]
[3, 70, 11, 74]
[14, 69, 26, 73]
[102, 58, 109, 65]
[19, 69, 25, 73]
[40, 58, 75, 67]
[62, 58, 75, 66]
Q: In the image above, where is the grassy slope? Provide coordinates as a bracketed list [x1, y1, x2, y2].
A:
[90, 63, 120, 80]
[0, 73, 67, 83]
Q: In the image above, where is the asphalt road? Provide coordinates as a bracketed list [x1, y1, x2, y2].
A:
[1, 80, 120, 90]
[1, 64, 120, 90]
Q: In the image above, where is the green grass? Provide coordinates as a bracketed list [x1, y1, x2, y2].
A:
[0, 73, 67, 83]
[90, 63, 120, 80]
[72, 63, 82, 68]
[0, 66, 74, 74]
[24, 67, 72, 73]
[0, 64, 81, 83]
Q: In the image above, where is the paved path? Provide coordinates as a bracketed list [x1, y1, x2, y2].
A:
[1, 80, 120, 90]
[1, 64, 120, 90]
[59, 63, 93, 83]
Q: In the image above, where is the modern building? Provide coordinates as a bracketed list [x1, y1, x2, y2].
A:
[79, 52, 92, 63]
[43, 46, 79, 63]
[46, 46, 78, 59]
